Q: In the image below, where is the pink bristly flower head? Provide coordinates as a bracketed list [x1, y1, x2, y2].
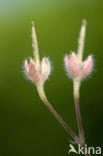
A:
[25, 57, 51, 84]
[64, 52, 93, 80]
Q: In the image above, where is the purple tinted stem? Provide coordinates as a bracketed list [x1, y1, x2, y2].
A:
[42, 97, 79, 143]
[74, 96, 84, 139]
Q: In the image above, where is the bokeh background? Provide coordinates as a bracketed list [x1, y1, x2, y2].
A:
[0, 0, 103, 155]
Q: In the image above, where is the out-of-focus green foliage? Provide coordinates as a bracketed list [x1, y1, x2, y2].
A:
[0, 0, 103, 155]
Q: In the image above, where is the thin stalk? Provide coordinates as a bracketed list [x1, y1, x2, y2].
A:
[37, 83, 90, 156]
[74, 95, 84, 142]
[73, 80, 84, 142]
[36, 83, 80, 144]
[73, 20, 87, 142]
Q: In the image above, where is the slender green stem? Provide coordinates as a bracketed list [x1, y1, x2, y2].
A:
[36, 83, 80, 144]
[74, 95, 84, 142]
[73, 80, 84, 142]
[37, 83, 90, 156]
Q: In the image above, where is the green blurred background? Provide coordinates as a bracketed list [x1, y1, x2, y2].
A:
[0, 0, 103, 155]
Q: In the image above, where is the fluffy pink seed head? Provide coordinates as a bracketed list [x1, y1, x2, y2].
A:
[81, 55, 93, 79]
[25, 59, 40, 83]
[64, 52, 81, 78]
[24, 57, 51, 84]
